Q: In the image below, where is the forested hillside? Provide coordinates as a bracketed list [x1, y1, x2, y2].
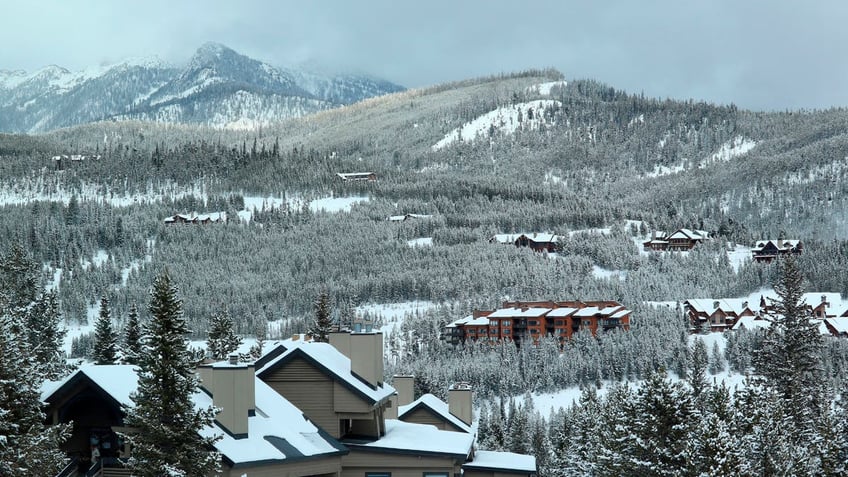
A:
[4, 67, 848, 475]
[2, 69, 848, 333]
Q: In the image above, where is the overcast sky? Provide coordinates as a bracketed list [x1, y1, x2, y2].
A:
[2, 0, 846, 111]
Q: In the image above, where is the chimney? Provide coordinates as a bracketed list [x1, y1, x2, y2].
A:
[448, 382, 473, 426]
[330, 329, 384, 388]
[393, 375, 415, 407]
[742, 301, 748, 309]
[385, 393, 398, 419]
[822, 294, 828, 304]
[199, 358, 255, 439]
[713, 300, 720, 310]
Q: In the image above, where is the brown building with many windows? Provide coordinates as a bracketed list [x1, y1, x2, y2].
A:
[444, 300, 631, 345]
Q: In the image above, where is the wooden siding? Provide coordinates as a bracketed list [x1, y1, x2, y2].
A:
[333, 381, 373, 413]
[261, 357, 339, 437]
[341, 448, 462, 477]
[401, 407, 464, 433]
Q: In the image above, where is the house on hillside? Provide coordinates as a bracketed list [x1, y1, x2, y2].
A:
[387, 213, 433, 222]
[751, 239, 803, 262]
[445, 300, 631, 345]
[42, 329, 535, 477]
[490, 233, 559, 253]
[685, 292, 848, 333]
[337, 172, 377, 182]
[163, 212, 226, 225]
[643, 228, 709, 251]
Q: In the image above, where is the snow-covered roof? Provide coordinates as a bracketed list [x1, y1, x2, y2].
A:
[731, 315, 771, 331]
[397, 393, 472, 433]
[197, 379, 346, 465]
[40, 364, 139, 406]
[491, 233, 558, 244]
[347, 419, 473, 458]
[825, 318, 848, 335]
[668, 228, 708, 240]
[488, 307, 551, 318]
[752, 239, 801, 251]
[573, 307, 600, 317]
[463, 450, 537, 473]
[41, 365, 346, 466]
[256, 339, 395, 405]
[546, 307, 579, 317]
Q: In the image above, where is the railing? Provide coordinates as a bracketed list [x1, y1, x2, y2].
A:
[87, 458, 131, 477]
[54, 457, 78, 477]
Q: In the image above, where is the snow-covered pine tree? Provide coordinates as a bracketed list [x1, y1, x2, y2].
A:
[0, 312, 69, 476]
[206, 306, 242, 360]
[123, 270, 220, 476]
[708, 340, 726, 375]
[308, 291, 333, 342]
[93, 296, 118, 365]
[688, 337, 709, 398]
[755, 256, 826, 441]
[249, 317, 267, 360]
[122, 302, 142, 365]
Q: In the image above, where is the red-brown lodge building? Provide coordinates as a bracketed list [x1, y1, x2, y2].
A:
[444, 300, 631, 345]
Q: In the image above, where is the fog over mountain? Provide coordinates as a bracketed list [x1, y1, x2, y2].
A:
[0, 42, 404, 133]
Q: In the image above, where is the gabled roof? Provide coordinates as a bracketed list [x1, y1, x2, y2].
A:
[256, 340, 394, 405]
[345, 419, 474, 459]
[41, 365, 347, 467]
[463, 450, 537, 474]
[491, 233, 558, 244]
[752, 239, 802, 252]
[488, 307, 551, 318]
[397, 393, 472, 433]
[546, 307, 579, 317]
[198, 378, 347, 467]
[668, 228, 708, 240]
[447, 315, 491, 327]
[41, 364, 139, 408]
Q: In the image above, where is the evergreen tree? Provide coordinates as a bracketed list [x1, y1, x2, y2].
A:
[0, 313, 69, 476]
[122, 303, 143, 365]
[308, 291, 333, 342]
[708, 340, 726, 375]
[249, 317, 267, 360]
[93, 296, 118, 365]
[688, 337, 708, 398]
[123, 270, 220, 476]
[206, 306, 242, 360]
[756, 256, 825, 440]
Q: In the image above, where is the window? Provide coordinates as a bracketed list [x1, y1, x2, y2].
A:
[502, 320, 511, 326]
[366, 473, 391, 477]
[528, 320, 538, 325]
[555, 320, 564, 326]
[424, 473, 449, 477]
[582, 320, 591, 326]
[503, 329, 511, 334]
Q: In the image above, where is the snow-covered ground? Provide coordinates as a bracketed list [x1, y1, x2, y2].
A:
[432, 100, 561, 151]
[406, 237, 433, 248]
[309, 196, 369, 213]
[526, 80, 567, 96]
[727, 245, 751, 272]
[698, 136, 757, 169]
[592, 265, 627, 281]
[646, 137, 756, 178]
[357, 301, 437, 330]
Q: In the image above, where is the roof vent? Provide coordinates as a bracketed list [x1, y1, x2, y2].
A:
[228, 354, 239, 365]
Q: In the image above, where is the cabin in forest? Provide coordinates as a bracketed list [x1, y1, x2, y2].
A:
[751, 239, 803, 262]
[163, 212, 226, 225]
[490, 233, 559, 253]
[336, 172, 377, 182]
[643, 228, 709, 251]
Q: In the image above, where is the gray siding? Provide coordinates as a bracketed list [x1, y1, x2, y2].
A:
[341, 449, 462, 477]
[220, 455, 343, 477]
[261, 356, 339, 437]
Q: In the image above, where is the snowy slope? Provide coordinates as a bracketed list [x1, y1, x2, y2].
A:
[432, 100, 561, 150]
